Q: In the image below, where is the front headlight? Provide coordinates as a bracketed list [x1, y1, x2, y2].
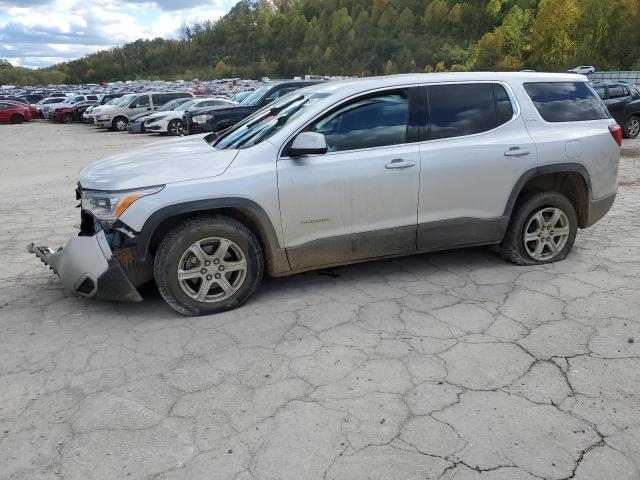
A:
[192, 114, 213, 124]
[81, 185, 164, 222]
[97, 114, 111, 121]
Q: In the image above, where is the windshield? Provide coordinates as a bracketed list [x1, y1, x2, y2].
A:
[241, 86, 270, 106]
[214, 91, 330, 150]
[116, 95, 135, 106]
[159, 98, 189, 111]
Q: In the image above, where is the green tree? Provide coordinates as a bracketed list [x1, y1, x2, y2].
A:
[530, 0, 580, 69]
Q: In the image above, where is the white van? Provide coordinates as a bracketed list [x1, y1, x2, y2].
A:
[93, 92, 193, 130]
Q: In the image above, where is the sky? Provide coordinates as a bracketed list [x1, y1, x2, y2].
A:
[0, 0, 236, 68]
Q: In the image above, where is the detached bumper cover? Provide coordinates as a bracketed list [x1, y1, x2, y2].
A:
[28, 230, 142, 302]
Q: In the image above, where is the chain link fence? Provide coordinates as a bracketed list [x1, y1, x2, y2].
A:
[591, 71, 640, 85]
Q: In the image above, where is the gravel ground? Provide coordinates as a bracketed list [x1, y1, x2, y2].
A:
[1, 121, 640, 480]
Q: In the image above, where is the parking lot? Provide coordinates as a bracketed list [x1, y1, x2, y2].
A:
[1, 121, 640, 479]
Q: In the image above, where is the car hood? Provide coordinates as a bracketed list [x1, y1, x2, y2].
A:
[78, 134, 237, 190]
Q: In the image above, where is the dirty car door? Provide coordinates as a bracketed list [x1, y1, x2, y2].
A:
[277, 88, 421, 270]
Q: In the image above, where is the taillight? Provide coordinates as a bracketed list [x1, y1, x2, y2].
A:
[609, 124, 622, 147]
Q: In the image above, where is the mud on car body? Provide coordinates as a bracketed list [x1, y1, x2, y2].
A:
[29, 72, 620, 316]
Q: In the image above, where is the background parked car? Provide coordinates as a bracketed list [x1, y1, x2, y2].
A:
[593, 81, 640, 138]
[42, 94, 100, 118]
[94, 91, 193, 131]
[37, 97, 70, 117]
[0, 101, 32, 123]
[83, 94, 127, 123]
[4, 99, 37, 117]
[144, 96, 237, 135]
[19, 94, 44, 104]
[51, 100, 98, 123]
[127, 97, 195, 134]
[568, 65, 596, 75]
[184, 80, 323, 135]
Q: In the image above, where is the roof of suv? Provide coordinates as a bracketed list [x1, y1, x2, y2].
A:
[309, 72, 587, 96]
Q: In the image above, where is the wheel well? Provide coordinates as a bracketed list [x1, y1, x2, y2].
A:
[517, 172, 590, 228]
[147, 207, 277, 270]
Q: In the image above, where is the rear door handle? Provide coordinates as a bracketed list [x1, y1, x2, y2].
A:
[385, 159, 415, 169]
[504, 148, 531, 157]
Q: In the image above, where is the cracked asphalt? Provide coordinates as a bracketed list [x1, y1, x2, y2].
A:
[1, 122, 640, 480]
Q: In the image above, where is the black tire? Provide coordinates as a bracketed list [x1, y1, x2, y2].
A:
[111, 116, 128, 131]
[63, 113, 73, 124]
[499, 191, 578, 266]
[154, 214, 264, 316]
[167, 119, 183, 136]
[11, 114, 24, 124]
[623, 115, 640, 139]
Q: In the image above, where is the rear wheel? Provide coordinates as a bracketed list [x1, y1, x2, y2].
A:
[112, 116, 128, 131]
[623, 116, 640, 139]
[167, 119, 183, 136]
[154, 215, 264, 316]
[499, 191, 578, 266]
[11, 114, 23, 124]
[62, 113, 73, 124]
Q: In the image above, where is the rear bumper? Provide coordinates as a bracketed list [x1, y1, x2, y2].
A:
[28, 230, 142, 302]
[585, 192, 617, 228]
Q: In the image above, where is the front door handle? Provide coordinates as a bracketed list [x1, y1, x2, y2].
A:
[504, 147, 531, 157]
[385, 159, 415, 169]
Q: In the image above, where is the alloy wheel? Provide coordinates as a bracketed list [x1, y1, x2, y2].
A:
[169, 120, 183, 136]
[627, 118, 640, 138]
[177, 237, 248, 303]
[523, 207, 570, 261]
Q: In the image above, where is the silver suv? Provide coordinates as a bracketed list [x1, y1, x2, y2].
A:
[29, 73, 621, 316]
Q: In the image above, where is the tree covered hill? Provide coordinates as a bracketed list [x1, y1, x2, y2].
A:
[3, 0, 640, 85]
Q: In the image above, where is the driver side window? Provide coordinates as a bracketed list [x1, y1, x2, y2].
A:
[307, 90, 409, 153]
[131, 95, 150, 108]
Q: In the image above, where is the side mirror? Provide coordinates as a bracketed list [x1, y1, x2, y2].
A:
[289, 132, 328, 157]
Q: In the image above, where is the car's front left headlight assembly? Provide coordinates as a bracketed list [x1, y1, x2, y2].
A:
[81, 185, 164, 222]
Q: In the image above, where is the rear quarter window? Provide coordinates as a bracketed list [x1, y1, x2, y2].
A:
[524, 82, 609, 122]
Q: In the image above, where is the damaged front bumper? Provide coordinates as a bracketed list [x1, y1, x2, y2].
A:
[28, 230, 143, 302]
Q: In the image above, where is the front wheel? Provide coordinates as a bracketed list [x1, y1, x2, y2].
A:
[167, 119, 183, 136]
[63, 113, 73, 124]
[154, 215, 264, 316]
[112, 116, 128, 131]
[623, 116, 640, 139]
[499, 191, 578, 266]
[11, 114, 24, 124]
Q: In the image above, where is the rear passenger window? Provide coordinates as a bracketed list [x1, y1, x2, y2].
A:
[593, 85, 606, 100]
[428, 83, 511, 140]
[608, 85, 625, 99]
[524, 82, 609, 122]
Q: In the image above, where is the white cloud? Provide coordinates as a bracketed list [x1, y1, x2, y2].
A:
[0, 0, 230, 68]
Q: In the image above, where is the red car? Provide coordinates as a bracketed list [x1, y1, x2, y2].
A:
[3, 99, 37, 117]
[0, 101, 32, 124]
